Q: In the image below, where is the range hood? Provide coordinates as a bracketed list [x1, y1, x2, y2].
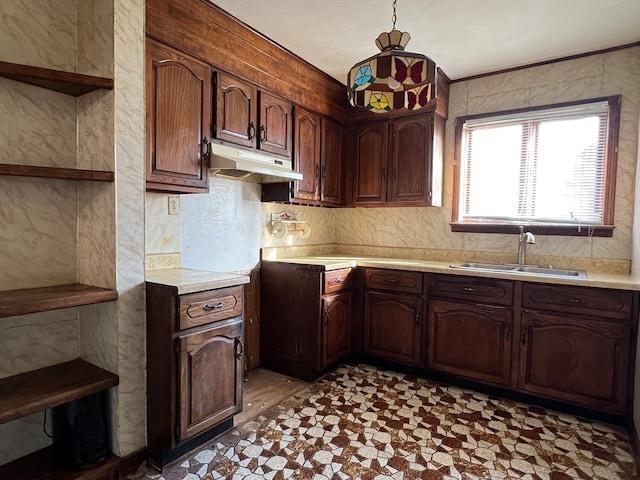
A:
[209, 143, 302, 184]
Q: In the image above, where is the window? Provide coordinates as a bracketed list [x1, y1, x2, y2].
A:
[452, 96, 621, 236]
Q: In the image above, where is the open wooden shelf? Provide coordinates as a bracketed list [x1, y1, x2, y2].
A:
[0, 358, 119, 425]
[0, 284, 118, 318]
[0, 445, 120, 480]
[0, 163, 114, 182]
[0, 60, 113, 97]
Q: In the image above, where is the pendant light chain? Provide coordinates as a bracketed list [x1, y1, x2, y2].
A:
[392, 0, 398, 30]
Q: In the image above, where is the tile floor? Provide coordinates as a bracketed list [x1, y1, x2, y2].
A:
[130, 364, 638, 480]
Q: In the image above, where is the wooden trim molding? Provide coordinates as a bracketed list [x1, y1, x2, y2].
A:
[451, 42, 640, 83]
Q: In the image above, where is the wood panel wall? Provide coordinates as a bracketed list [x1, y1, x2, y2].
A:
[146, 0, 350, 123]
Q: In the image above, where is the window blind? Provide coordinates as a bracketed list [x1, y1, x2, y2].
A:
[459, 100, 609, 226]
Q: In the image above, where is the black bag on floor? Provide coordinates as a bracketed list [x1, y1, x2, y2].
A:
[53, 392, 109, 469]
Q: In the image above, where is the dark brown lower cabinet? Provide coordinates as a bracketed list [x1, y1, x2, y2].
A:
[260, 262, 352, 381]
[428, 300, 512, 387]
[322, 292, 351, 366]
[146, 282, 244, 468]
[177, 319, 243, 441]
[519, 311, 631, 414]
[363, 291, 423, 367]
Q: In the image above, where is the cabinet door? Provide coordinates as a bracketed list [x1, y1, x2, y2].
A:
[363, 291, 422, 366]
[519, 311, 630, 414]
[428, 300, 512, 386]
[320, 118, 344, 206]
[293, 107, 321, 201]
[177, 320, 243, 441]
[146, 39, 210, 193]
[354, 122, 388, 205]
[259, 91, 292, 158]
[389, 115, 433, 205]
[215, 72, 257, 149]
[322, 292, 351, 368]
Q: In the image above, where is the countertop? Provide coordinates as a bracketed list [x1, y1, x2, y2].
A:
[266, 255, 640, 291]
[145, 267, 250, 295]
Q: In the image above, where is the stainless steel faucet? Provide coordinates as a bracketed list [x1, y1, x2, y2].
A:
[517, 226, 535, 265]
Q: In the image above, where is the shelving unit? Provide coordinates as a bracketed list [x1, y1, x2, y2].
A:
[0, 284, 118, 318]
[1, 58, 120, 479]
[0, 448, 120, 480]
[0, 359, 120, 479]
[0, 359, 119, 424]
[0, 163, 114, 181]
[0, 60, 114, 96]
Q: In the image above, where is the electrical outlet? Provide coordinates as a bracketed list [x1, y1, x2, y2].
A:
[168, 196, 179, 215]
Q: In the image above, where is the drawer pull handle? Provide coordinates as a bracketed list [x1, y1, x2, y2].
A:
[385, 279, 399, 283]
[568, 298, 581, 304]
[203, 302, 225, 312]
[463, 287, 475, 292]
[334, 278, 344, 284]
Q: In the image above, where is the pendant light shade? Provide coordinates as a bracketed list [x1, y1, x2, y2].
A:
[347, 1, 437, 113]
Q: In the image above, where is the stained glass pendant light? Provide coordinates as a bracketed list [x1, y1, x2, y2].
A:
[347, 0, 436, 113]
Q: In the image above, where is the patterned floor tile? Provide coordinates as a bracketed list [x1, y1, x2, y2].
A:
[129, 364, 638, 480]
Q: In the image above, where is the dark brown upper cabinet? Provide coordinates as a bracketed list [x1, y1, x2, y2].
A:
[353, 112, 442, 207]
[354, 121, 388, 204]
[293, 107, 321, 202]
[146, 38, 211, 193]
[214, 71, 291, 159]
[320, 117, 344, 205]
[270, 107, 344, 206]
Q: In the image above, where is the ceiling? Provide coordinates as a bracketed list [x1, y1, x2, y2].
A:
[211, 0, 640, 83]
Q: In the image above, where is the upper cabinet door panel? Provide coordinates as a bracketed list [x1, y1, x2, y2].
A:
[355, 122, 388, 204]
[146, 39, 210, 193]
[389, 115, 432, 204]
[293, 107, 321, 201]
[320, 118, 344, 206]
[259, 91, 292, 158]
[215, 72, 256, 148]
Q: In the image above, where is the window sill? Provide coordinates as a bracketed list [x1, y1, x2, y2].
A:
[450, 223, 614, 237]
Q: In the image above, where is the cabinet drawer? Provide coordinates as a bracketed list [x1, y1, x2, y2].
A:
[365, 268, 423, 294]
[430, 275, 513, 306]
[522, 283, 633, 319]
[323, 268, 352, 294]
[179, 285, 243, 330]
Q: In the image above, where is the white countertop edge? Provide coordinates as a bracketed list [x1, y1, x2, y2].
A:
[145, 267, 250, 295]
[267, 256, 640, 291]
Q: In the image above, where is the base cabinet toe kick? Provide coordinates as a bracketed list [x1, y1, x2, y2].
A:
[260, 262, 638, 418]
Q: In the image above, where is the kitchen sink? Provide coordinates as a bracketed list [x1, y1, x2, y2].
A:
[450, 262, 587, 279]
